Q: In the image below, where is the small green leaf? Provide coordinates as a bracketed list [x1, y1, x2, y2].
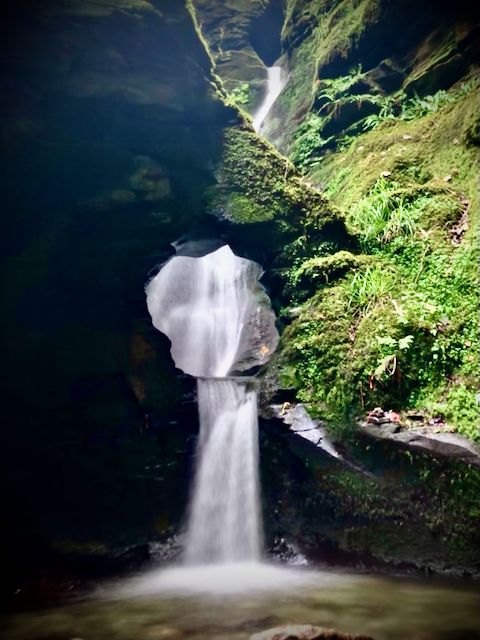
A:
[398, 335, 414, 350]
[376, 335, 397, 347]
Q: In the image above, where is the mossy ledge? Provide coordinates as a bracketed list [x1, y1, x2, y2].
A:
[208, 123, 348, 256]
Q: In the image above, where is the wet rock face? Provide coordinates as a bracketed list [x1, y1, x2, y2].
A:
[264, 0, 480, 153]
[192, 0, 285, 113]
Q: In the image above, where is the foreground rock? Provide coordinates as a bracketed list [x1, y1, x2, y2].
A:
[259, 401, 480, 578]
[251, 626, 374, 640]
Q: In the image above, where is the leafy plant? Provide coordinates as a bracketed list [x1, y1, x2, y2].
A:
[362, 78, 480, 130]
[230, 82, 250, 106]
[291, 114, 333, 168]
[401, 90, 456, 120]
[323, 167, 352, 199]
[372, 334, 414, 381]
[316, 64, 364, 102]
[362, 96, 397, 130]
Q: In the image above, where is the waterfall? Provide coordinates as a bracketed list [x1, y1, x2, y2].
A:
[146, 244, 278, 565]
[253, 66, 284, 133]
[185, 379, 261, 563]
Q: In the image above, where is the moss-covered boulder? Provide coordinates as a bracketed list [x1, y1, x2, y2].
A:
[208, 123, 346, 260]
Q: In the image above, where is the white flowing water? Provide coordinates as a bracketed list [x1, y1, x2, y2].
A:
[253, 66, 284, 133]
[146, 245, 256, 378]
[185, 379, 261, 564]
[146, 244, 278, 565]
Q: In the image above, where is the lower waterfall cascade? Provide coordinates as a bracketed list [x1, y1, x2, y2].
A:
[146, 244, 278, 565]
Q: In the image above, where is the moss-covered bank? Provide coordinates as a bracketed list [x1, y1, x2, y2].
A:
[276, 81, 479, 442]
[256, 0, 480, 573]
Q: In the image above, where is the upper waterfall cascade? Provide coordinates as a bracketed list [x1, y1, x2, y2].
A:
[146, 243, 279, 564]
[253, 66, 285, 133]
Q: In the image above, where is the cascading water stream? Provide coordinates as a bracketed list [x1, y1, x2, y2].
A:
[146, 244, 278, 565]
[185, 379, 261, 564]
[253, 66, 285, 133]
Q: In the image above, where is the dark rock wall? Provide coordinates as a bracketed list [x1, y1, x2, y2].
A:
[0, 0, 239, 562]
[192, 0, 286, 113]
[0, 0, 339, 574]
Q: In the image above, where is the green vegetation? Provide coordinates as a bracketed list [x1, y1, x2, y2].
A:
[345, 263, 397, 315]
[362, 79, 480, 131]
[286, 250, 364, 291]
[209, 124, 342, 236]
[291, 77, 480, 168]
[291, 113, 330, 168]
[347, 178, 432, 247]
[277, 82, 479, 441]
[271, 0, 479, 572]
[230, 82, 250, 106]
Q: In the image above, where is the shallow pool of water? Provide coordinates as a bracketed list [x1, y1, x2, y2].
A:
[2, 562, 479, 640]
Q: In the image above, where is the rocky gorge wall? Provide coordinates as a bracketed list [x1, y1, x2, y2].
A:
[0, 0, 342, 598]
[196, 0, 480, 577]
[0, 0, 479, 601]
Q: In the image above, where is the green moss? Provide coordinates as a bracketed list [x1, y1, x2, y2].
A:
[185, 0, 217, 71]
[311, 86, 479, 207]
[315, 449, 480, 553]
[283, 0, 381, 70]
[296, 250, 363, 280]
[462, 91, 480, 146]
[209, 124, 342, 232]
[223, 192, 275, 223]
[278, 84, 479, 440]
[285, 251, 368, 300]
